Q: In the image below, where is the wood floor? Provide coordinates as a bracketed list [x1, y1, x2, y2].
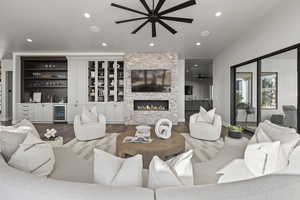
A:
[33, 123, 190, 144]
[1, 121, 249, 144]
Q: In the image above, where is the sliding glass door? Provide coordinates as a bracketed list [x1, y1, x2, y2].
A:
[260, 49, 298, 129]
[231, 44, 300, 133]
[235, 63, 257, 131]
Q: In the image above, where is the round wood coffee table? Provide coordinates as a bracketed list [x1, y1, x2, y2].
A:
[116, 126, 185, 168]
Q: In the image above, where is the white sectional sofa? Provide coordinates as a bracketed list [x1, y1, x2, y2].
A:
[1, 137, 300, 200]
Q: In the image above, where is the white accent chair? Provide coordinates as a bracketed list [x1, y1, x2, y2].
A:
[74, 114, 106, 141]
[189, 113, 222, 141]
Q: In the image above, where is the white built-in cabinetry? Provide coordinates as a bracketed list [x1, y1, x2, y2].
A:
[16, 103, 53, 123]
[67, 57, 124, 123]
[14, 55, 125, 124]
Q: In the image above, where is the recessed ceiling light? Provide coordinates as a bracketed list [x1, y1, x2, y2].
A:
[149, 43, 155, 47]
[84, 12, 91, 18]
[196, 42, 201, 46]
[101, 42, 107, 47]
[90, 26, 100, 32]
[194, 64, 199, 67]
[201, 31, 210, 37]
[26, 38, 33, 43]
[215, 11, 222, 17]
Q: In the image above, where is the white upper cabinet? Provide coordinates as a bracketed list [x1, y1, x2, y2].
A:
[67, 59, 88, 104]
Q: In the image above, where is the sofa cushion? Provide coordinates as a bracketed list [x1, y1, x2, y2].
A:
[193, 139, 248, 185]
[8, 133, 55, 176]
[250, 121, 299, 157]
[49, 147, 93, 183]
[155, 175, 300, 200]
[94, 149, 143, 187]
[217, 159, 254, 183]
[0, 130, 27, 162]
[13, 119, 40, 138]
[0, 153, 154, 200]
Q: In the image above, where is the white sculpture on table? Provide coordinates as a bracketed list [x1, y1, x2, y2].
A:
[44, 128, 57, 139]
[155, 119, 173, 139]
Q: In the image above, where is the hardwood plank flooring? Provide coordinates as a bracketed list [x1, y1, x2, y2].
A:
[1, 121, 249, 144]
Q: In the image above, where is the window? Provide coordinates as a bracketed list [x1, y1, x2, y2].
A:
[236, 72, 252, 106]
[261, 72, 278, 110]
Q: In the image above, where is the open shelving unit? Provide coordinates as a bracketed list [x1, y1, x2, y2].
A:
[88, 60, 124, 103]
[21, 57, 68, 103]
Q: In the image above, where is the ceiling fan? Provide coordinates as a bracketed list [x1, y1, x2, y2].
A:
[111, 0, 197, 37]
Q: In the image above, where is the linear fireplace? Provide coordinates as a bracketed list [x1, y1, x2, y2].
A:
[134, 100, 169, 111]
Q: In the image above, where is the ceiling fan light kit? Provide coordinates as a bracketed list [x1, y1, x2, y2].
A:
[111, 0, 197, 37]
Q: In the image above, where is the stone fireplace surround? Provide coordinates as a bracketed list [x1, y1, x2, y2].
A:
[124, 53, 178, 125]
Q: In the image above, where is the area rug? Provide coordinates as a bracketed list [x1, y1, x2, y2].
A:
[64, 133, 231, 163]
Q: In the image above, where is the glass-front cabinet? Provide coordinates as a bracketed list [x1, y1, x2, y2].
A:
[88, 61, 96, 102]
[97, 61, 105, 102]
[117, 61, 124, 102]
[88, 60, 124, 103]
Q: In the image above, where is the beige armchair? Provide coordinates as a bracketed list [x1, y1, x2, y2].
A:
[74, 114, 106, 141]
[189, 113, 222, 141]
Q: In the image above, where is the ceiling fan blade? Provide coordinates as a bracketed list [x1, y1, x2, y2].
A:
[159, 0, 196, 15]
[139, 0, 151, 13]
[132, 20, 150, 34]
[159, 16, 193, 23]
[157, 19, 177, 34]
[152, 22, 157, 37]
[111, 3, 148, 16]
[116, 17, 149, 24]
[154, 0, 166, 13]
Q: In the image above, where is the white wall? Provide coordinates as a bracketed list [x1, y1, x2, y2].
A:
[177, 60, 185, 122]
[213, 0, 300, 124]
[0, 59, 13, 121]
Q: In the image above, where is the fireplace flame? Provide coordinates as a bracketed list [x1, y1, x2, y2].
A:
[137, 105, 167, 111]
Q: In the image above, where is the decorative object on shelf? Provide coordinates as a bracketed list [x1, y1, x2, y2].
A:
[227, 126, 243, 139]
[33, 92, 42, 103]
[111, 0, 196, 37]
[155, 119, 172, 139]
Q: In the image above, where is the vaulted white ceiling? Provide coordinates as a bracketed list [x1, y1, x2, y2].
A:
[0, 0, 282, 59]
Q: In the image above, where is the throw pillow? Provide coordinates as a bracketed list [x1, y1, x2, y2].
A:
[250, 121, 299, 157]
[148, 150, 194, 189]
[91, 106, 98, 117]
[8, 133, 55, 177]
[217, 159, 255, 184]
[244, 141, 288, 177]
[81, 107, 98, 124]
[13, 119, 40, 138]
[0, 130, 27, 162]
[196, 107, 216, 124]
[94, 149, 143, 187]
